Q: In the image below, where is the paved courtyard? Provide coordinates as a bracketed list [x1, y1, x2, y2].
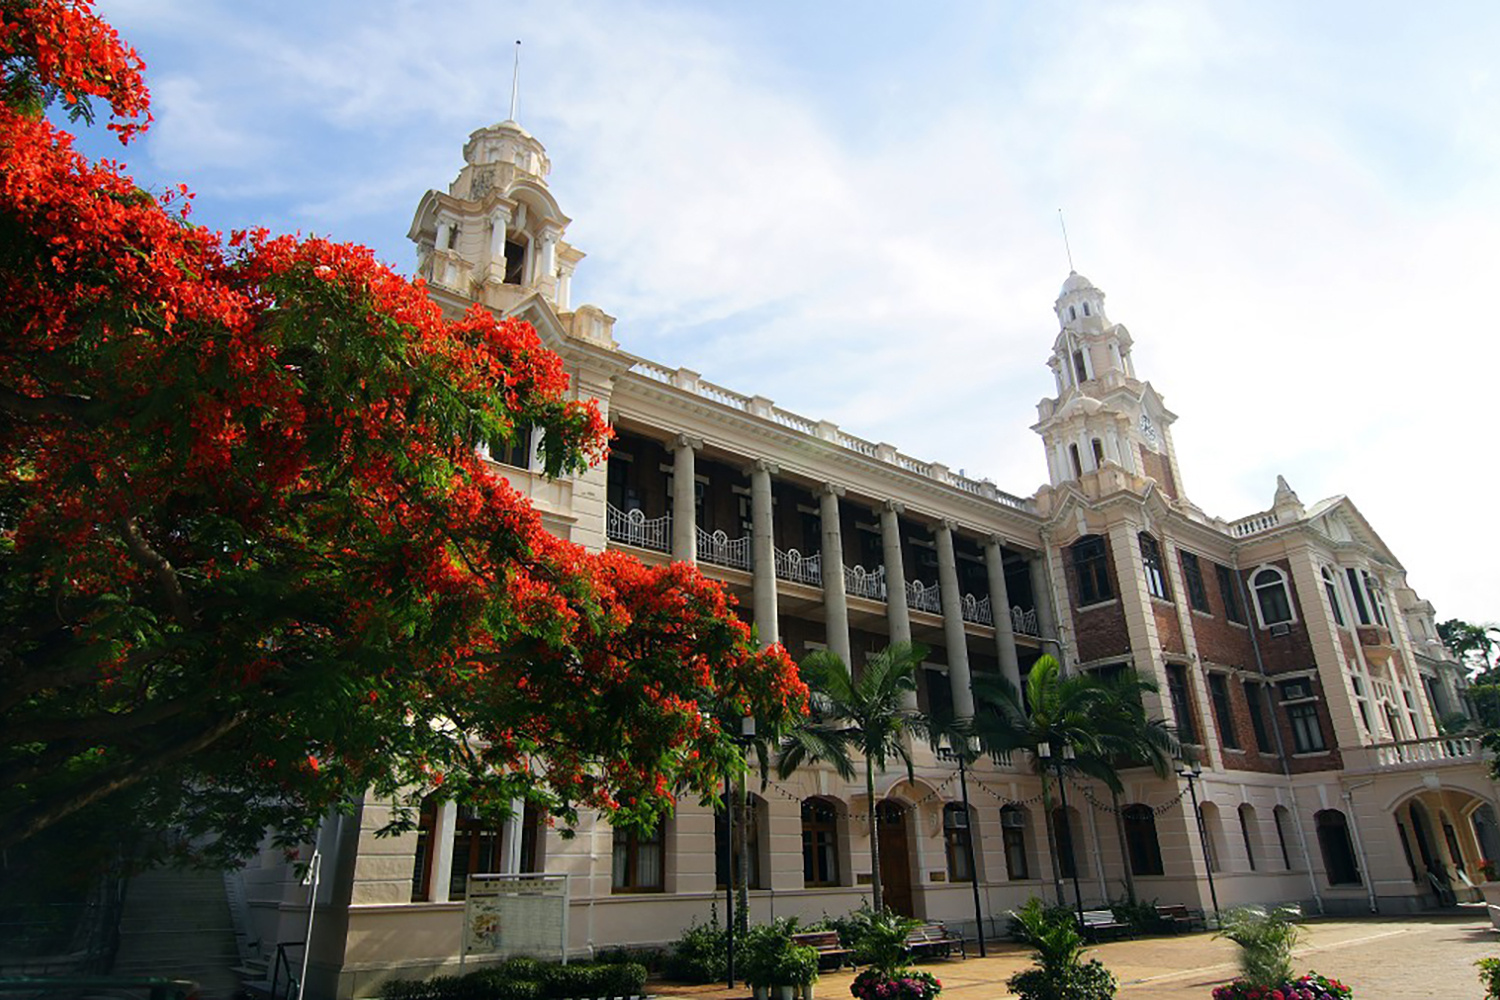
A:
[653, 911, 1500, 1000]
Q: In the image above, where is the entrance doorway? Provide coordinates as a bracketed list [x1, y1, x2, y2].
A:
[877, 800, 914, 917]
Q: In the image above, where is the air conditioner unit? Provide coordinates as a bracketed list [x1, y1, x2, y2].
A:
[1001, 811, 1027, 829]
[946, 810, 969, 829]
[1269, 623, 1292, 637]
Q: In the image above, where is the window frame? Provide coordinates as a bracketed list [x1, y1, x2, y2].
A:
[1123, 804, 1165, 877]
[1216, 563, 1246, 625]
[1000, 805, 1030, 881]
[1321, 566, 1346, 628]
[1285, 700, 1327, 754]
[1072, 535, 1114, 606]
[801, 798, 841, 888]
[1251, 565, 1295, 628]
[1208, 672, 1239, 750]
[611, 821, 665, 894]
[1244, 680, 1275, 754]
[1166, 663, 1199, 745]
[1181, 551, 1210, 614]
[1139, 533, 1170, 601]
[943, 803, 975, 883]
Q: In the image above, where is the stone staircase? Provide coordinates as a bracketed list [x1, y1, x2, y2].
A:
[111, 867, 242, 999]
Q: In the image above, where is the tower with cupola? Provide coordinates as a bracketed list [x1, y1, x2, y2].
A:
[1032, 271, 1185, 502]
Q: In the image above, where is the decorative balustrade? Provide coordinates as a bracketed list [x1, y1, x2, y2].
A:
[836, 432, 879, 458]
[632, 359, 675, 384]
[774, 548, 822, 586]
[1012, 606, 1040, 637]
[906, 579, 942, 615]
[1231, 511, 1280, 537]
[1370, 735, 1483, 769]
[606, 504, 671, 552]
[770, 407, 818, 434]
[696, 527, 751, 571]
[844, 564, 887, 601]
[961, 593, 993, 626]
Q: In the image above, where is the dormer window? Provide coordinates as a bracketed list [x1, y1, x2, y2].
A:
[1072, 350, 1088, 383]
[1069, 306, 1077, 321]
[1082, 302, 1091, 317]
[504, 238, 526, 284]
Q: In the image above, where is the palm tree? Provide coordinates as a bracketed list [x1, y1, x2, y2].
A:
[970, 654, 1111, 907]
[776, 642, 926, 912]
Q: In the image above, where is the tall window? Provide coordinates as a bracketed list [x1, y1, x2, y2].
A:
[1321, 567, 1345, 627]
[612, 822, 664, 893]
[1239, 805, 1259, 872]
[1198, 804, 1220, 872]
[802, 798, 840, 887]
[450, 806, 503, 901]
[1216, 564, 1246, 624]
[1346, 567, 1371, 625]
[944, 804, 974, 883]
[1316, 810, 1361, 885]
[1072, 535, 1113, 605]
[410, 795, 439, 902]
[1140, 534, 1170, 600]
[1052, 807, 1078, 880]
[1286, 701, 1326, 754]
[1123, 804, 1165, 876]
[1244, 681, 1274, 753]
[503, 238, 527, 284]
[492, 424, 534, 470]
[1166, 663, 1198, 744]
[1273, 806, 1294, 870]
[1252, 567, 1293, 626]
[1091, 438, 1105, 468]
[1001, 806, 1030, 880]
[1208, 673, 1239, 749]
[715, 796, 764, 890]
[1181, 552, 1210, 613]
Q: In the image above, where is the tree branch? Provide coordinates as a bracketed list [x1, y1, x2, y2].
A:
[0, 386, 93, 420]
[2, 695, 194, 746]
[118, 516, 195, 628]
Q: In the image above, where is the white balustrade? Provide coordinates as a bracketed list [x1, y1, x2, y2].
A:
[960, 593, 993, 626]
[631, 360, 675, 384]
[906, 579, 942, 615]
[1231, 511, 1280, 537]
[1011, 605, 1040, 637]
[844, 564, 887, 601]
[774, 548, 822, 586]
[1371, 735, 1483, 769]
[696, 527, 751, 571]
[837, 432, 879, 458]
[771, 407, 819, 435]
[606, 504, 672, 553]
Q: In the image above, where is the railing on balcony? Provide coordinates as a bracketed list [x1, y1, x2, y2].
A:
[844, 564, 887, 601]
[961, 593, 992, 626]
[1012, 606, 1040, 637]
[606, 504, 671, 553]
[775, 548, 821, 586]
[906, 579, 942, 615]
[1230, 510, 1280, 537]
[1370, 735, 1484, 769]
[696, 528, 751, 571]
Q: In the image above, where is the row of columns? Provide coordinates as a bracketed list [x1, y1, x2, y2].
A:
[665, 437, 1059, 717]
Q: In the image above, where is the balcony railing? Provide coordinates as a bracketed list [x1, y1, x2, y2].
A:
[775, 548, 821, 586]
[844, 564, 887, 601]
[906, 579, 942, 615]
[606, 504, 671, 553]
[1370, 735, 1484, 769]
[962, 593, 992, 626]
[1012, 606, 1040, 637]
[696, 527, 751, 571]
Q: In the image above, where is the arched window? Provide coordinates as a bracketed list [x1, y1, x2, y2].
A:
[410, 794, 440, 902]
[1082, 301, 1091, 317]
[1315, 809, 1361, 886]
[1052, 806, 1080, 879]
[1238, 804, 1260, 872]
[802, 798, 841, 887]
[1140, 533, 1170, 600]
[1252, 567, 1294, 626]
[1321, 567, 1345, 627]
[1123, 804, 1164, 876]
[944, 803, 975, 882]
[1072, 349, 1089, 383]
[612, 820, 665, 893]
[1072, 535, 1113, 605]
[716, 794, 765, 890]
[1000, 805, 1031, 880]
[1273, 805, 1294, 870]
[1198, 802, 1222, 872]
[1091, 438, 1105, 468]
[1069, 443, 1083, 478]
[1069, 305, 1078, 321]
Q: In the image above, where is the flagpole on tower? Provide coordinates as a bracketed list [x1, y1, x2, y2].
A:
[509, 40, 521, 122]
[1057, 208, 1075, 272]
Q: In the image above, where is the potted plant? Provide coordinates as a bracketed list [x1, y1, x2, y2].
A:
[777, 941, 820, 1000]
[847, 910, 941, 1000]
[1005, 897, 1116, 1000]
[742, 919, 811, 1000]
[1212, 906, 1353, 999]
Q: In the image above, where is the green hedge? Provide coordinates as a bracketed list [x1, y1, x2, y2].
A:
[376, 959, 648, 1000]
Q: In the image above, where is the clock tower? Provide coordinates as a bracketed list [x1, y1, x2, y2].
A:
[1031, 271, 1186, 502]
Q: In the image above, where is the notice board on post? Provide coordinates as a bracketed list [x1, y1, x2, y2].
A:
[461, 873, 570, 966]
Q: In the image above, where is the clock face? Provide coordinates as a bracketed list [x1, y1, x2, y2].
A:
[1139, 411, 1158, 443]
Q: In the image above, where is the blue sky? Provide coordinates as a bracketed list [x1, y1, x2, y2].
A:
[82, 0, 1500, 626]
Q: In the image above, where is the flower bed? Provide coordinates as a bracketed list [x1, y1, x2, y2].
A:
[850, 968, 940, 1000]
[1212, 971, 1352, 1000]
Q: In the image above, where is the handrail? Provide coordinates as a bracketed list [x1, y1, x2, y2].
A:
[270, 941, 304, 1000]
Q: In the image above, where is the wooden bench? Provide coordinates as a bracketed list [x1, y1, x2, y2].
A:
[903, 921, 966, 960]
[1154, 904, 1207, 934]
[1080, 908, 1130, 942]
[790, 930, 854, 969]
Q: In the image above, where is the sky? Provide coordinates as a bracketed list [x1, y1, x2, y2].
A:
[80, 0, 1500, 624]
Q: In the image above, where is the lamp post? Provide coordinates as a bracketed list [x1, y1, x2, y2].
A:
[726, 715, 756, 989]
[1037, 740, 1086, 928]
[938, 733, 987, 957]
[1177, 756, 1220, 927]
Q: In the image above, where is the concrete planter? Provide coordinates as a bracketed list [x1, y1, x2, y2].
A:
[1482, 881, 1500, 929]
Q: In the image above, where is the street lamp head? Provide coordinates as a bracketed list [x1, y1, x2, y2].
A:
[1037, 741, 1052, 759]
[1061, 744, 1076, 762]
[740, 716, 757, 739]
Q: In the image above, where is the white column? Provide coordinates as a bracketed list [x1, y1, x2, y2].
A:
[672, 435, 700, 564]
[819, 484, 852, 667]
[538, 229, 559, 280]
[985, 535, 1022, 693]
[435, 215, 453, 252]
[558, 261, 575, 310]
[503, 796, 525, 873]
[431, 801, 458, 903]
[751, 460, 779, 648]
[880, 501, 916, 711]
[936, 520, 975, 719]
[1030, 554, 1059, 647]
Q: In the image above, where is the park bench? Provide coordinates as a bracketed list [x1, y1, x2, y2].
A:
[1154, 903, 1207, 934]
[1080, 908, 1130, 942]
[903, 921, 966, 960]
[790, 930, 854, 969]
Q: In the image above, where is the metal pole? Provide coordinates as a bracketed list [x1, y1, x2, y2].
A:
[725, 771, 736, 989]
[296, 849, 321, 1000]
[957, 753, 987, 957]
[1186, 774, 1221, 924]
[1057, 762, 1086, 927]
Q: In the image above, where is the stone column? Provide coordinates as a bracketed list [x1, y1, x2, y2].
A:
[671, 435, 700, 564]
[502, 796, 525, 873]
[985, 535, 1022, 693]
[1030, 554, 1059, 647]
[430, 800, 458, 902]
[751, 461, 779, 648]
[819, 484, 852, 667]
[538, 229, 559, 280]
[558, 261, 575, 310]
[488, 208, 511, 280]
[880, 501, 916, 711]
[435, 215, 454, 252]
[935, 520, 975, 719]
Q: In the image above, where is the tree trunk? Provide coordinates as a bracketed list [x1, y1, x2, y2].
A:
[866, 759, 883, 912]
[736, 772, 750, 934]
[1040, 767, 1065, 907]
[1111, 788, 1136, 904]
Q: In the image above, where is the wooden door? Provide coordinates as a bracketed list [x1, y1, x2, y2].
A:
[877, 800, 914, 917]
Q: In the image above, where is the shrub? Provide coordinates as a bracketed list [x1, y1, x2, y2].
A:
[538, 962, 647, 998]
[1215, 906, 1303, 988]
[1007, 962, 1115, 1000]
[665, 916, 727, 983]
[1005, 900, 1076, 942]
[1479, 957, 1500, 1000]
[1005, 897, 1116, 1000]
[850, 968, 941, 1000]
[1108, 898, 1162, 936]
[379, 960, 646, 1000]
[739, 918, 805, 988]
[851, 910, 920, 975]
[824, 903, 879, 950]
